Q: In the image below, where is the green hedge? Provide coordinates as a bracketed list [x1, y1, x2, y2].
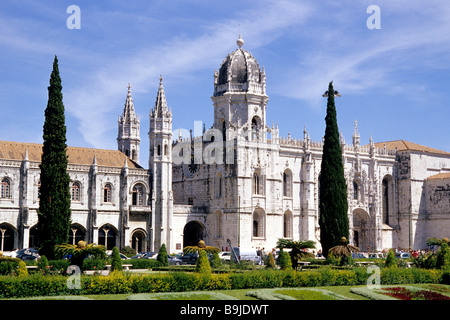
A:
[0, 267, 446, 299]
[0, 257, 28, 276]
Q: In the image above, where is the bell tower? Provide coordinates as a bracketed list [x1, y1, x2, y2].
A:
[117, 84, 140, 164]
[211, 35, 268, 142]
[149, 75, 173, 252]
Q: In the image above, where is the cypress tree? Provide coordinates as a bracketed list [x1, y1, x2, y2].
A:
[157, 243, 169, 266]
[318, 81, 349, 258]
[37, 56, 71, 259]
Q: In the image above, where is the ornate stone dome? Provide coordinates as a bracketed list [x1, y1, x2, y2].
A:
[213, 35, 266, 97]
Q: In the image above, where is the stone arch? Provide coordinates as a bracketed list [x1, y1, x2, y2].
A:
[98, 224, 119, 250]
[382, 174, 394, 225]
[283, 210, 293, 239]
[352, 208, 370, 250]
[29, 224, 40, 248]
[213, 210, 223, 238]
[0, 223, 16, 251]
[251, 116, 262, 140]
[283, 168, 293, 198]
[69, 223, 86, 245]
[252, 208, 265, 238]
[183, 220, 205, 248]
[131, 228, 148, 253]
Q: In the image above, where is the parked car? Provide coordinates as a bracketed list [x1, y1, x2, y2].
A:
[231, 247, 262, 264]
[131, 252, 157, 259]
[218, 251, 231, 261]
[106, 250, 130, 260]
[395, 252, 411, 259]
[179, 252, 198, 265]
[16, 248, 40, 261]
[351, 252, 366, 259]
[168, 254, 183, 265]
[368, 252, 385, 259]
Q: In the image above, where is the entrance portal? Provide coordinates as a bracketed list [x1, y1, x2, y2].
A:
[353, 208, 370, 251]
[183, 221, 205, 248]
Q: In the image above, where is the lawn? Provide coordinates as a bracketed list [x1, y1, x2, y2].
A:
[9, 284, 449, 300]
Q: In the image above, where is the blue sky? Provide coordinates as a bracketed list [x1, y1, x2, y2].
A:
[1, 0, 449, 167]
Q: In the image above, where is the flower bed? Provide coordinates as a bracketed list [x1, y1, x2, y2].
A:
[381, 286, 450, 300]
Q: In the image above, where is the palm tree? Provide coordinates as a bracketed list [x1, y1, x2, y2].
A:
[183, 240, 220, 254]
[328, 237, 359, 265]
[276, 239, 316, 269]
[55, 240, 106, 269]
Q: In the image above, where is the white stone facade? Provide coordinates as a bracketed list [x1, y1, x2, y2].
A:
[1, 37, 449, 254]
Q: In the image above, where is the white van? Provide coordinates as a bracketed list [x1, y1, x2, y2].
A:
[231, 247, 262, 264]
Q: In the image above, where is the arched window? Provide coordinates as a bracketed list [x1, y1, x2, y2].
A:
[1, 178, 11, 198]
[71, 182, 81, 201]
[251, 116, 261, 141]
[157, 144, 161, 156]
[253, 170, 264, 195]
[214, 211, 223, 238]
[98, 225, 116, 250]
[382, 177, 392, 225]
[0, 223, 15, 251]
[283, 169, 292, 197]
[283, 211, 293, 238]
[221, 120, 226, 141]
[69, 224, 86, 245]
[132, 184, 145, 206]
[103, 183, 112, 203]
[353, 181, 359, 200]
[252, 209, 265, 238]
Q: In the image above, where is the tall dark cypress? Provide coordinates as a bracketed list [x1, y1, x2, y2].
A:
[37, 56, 71, 259]
[318, 81, 349, 258]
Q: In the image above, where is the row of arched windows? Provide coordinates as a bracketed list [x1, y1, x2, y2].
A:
[0, 222, 147, 252]
[0, 178, 147, 206]
[252, 169, 293, 197]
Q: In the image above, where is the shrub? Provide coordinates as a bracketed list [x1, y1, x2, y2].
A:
[265, 252, 276, 269]
[120, 246, 136, 257]
[195, 250, 211, 273]
[48, 259, 71, 273]
[436, 242, 450, 269]
[278, 250, 292, 270]
[127, 258, 161, 269]
[157, 244, 169, 267]
[385, 249, 397, 268]
[38, 256, 49, 274]
[82, 258, 106, 271]
[209, 252, 223, 269]
[110, 247, 123, 271]
[0, 256, 28, 276]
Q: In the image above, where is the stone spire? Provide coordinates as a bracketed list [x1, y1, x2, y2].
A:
[153, 75, 169, 117]
[352, 120, 360, 147]
[117, 83, 140, 163]
[123, 83, 136, 123]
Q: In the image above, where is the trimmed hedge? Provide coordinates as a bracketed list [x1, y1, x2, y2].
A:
[0, 257, 28, 276]
[0, 267, 446, 299]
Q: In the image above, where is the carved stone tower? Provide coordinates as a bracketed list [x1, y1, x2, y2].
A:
[118, 84, 141, 164]
[211, 35, 269, 143]
[149, 76, 173, 252]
